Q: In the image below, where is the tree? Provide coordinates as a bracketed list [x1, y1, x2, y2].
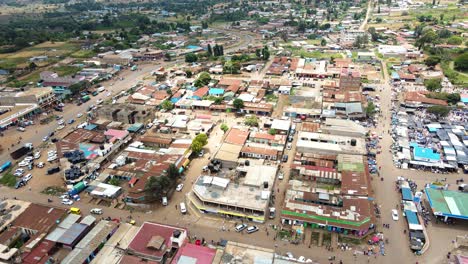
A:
[366, 101, 376, 117]
[424, 78, 442, 92]
[454, 52, 468, 71]
[220, 123, 229, 133]
[185, 53, 198, 63]
[161, 100, 174, 110]
[185, 70, 193, 78]
[191, 133, 208, 153]
[262, 46, 270, 60]
[416, 29, 438, 50]
[233, 98, 244, 109]
[28, 62, 37, 70]
[145, 176, 163, 202]
[320, 38, 327, 46]
[268, 128, 277, 135]
[207, 44, 213, 57]
[109, 177, 121, 186]
[166, 164, 180, 181]
[255, 48, 262, 58]
[214, 97, 223, 104]
[244, 115, 259, 127]
[166, 89, 172, 95]
[427, 105, 450, 117]
[424, 56, 441, 67]
[194, 72, 211, 87]
[446, 36, 462, 45]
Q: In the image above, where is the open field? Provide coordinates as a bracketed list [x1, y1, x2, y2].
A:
[0, 41, 80, 69]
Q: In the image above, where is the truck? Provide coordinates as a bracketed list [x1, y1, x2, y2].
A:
[10, 144, 33, 160]
[68, 181, 87, 196]
[0, 161, 12, 173]
[81, 95, 90, 102]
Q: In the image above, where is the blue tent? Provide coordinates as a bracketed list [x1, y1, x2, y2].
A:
[401, 187, 413, 201]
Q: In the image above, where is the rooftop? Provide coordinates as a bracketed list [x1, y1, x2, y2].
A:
[171, 243, 216, 264]
[220, 241, 274, 264]
[425, 188, 468, 219]
[224, 127, 250, 145]
[12, 203, 66, 234]
[296, 131, 367, 155]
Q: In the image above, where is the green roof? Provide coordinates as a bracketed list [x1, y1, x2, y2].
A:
[426, 188, 468, 219]
[282, 210, 370, 227]
[337, 162, 364, 172]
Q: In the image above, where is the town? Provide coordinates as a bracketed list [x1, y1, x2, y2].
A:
[0, 0, 467, 263]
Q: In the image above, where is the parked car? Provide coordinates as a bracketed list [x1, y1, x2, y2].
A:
[18, 161, 30, 167]
[22, 173, 32, 182]
[278, 172, 284, 180]
[176, 183, 184, 192]
[96, 99, 103, 104]
[391, 209, 399, 221]
[42, 136, 49, 142]
[286, 143, 292, 150]
[90, 208, 103, 215]
[68, 119, 75, 124]
[47, 155, 57, 162]
[77, 113, 83, 118]
[198, 150, 205, 157]
[15, 180, 25, 189]
[33, 152, 41, 159]
[282, 155, 288, 163]
[17, 127, 25, 132]
[235, 224, 248, 232]
[246, 226, 259, 234]
[47, 167, 60, 175]
[61, 199, 73, 205]
[37, 162, 45, 168]
[14, 169, 25, 177]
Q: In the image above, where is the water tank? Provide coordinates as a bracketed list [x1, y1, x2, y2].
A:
[350, 139, 357, 146]
[245, 160, 250, 166]
[263, 181, 268, 188]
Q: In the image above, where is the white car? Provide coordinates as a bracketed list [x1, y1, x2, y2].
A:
[105, 92, 111, 97]
[34, 152, 41, 159]
[47, 155, 58, 162]
[56, 125, 65, 130]
[57, 120, 64, 125]
[96, 99, 103, 104]
[18, 161, 30, 167]
[391, 209, 399, 221]
[176, 184, 184, 192]
[23, 173, 32, 182]
[43, 136, 49, 142]
[61, 199, 73, 205]
[77, 113, 83, 118]
[48, 150, 57, 155]
[23, 156, 34, 162]
[37, 162, 45, 168]
[278, 172, 284, 180]
[90, 208, 103, 215]
[14, 169, 25, 177]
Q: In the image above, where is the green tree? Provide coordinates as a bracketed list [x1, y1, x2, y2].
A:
[214, 97, 223, 104]
[320, 38, 327, 46]
[145, 176, 163, 202]
[28, 62, 37, 70]
[454, 52, 468, 71]
[262, 45, 270, 60]
[446, 36, 462, 45]
[185, 53, 198, 63]
[220, 123, 229, 133]
[366, 101, 376, 117]
[166, 164, 180, 181]
[424, 56, 441, 67]
[194, 72, 211, 87]
[424, 78, 442, 92]
[427, 105, 450, 117]
[185, 70, 193, 78]
[416, 29, 438, 50]
[244, 115, 259, 127]
[207, 44, 213, 57]
[233, 98, 244, 109]
[191, 133, 208, 153]
[161, 100, 174, 110]
[268, 128, 277, 135]
[109, 177, 121, 186]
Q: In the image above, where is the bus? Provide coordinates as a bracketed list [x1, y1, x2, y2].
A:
[81, 95, 90, 102]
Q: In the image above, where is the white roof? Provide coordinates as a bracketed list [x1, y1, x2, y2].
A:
[237, 93, 255, 102]
[202, 176, 230, 188]
[271, 119, 291, 131]
[90, 182, 122, 197]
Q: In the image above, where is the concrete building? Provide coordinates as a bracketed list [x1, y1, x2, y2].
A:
[98, 104, 154, 124]
[296, 131, 367, 155]
[189, 165, 278, 222]
[339, 68, 361, 91]
[320, 118, 368, 138]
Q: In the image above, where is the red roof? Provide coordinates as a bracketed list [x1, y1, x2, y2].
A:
[128, 177, 138, 185]
[224, 128, 249, 145]
[23, 241, 56, 264]
[171, 243, 216, 264]
[193, 86, 209, 98]
[127, 222, 187, 259]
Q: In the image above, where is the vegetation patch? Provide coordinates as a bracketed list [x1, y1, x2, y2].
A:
[0, 169, 16, 187]
[42, 186, 67, 196]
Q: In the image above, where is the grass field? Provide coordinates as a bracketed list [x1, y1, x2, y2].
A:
[70, 50, 97, 58]
[0, 41, 80, 69]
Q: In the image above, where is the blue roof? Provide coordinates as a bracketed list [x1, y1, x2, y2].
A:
[461, 97, 468, 103]
[209, 88, 224, 95]
[391, 72, 400, 79]
[413, 146, 440, 162]
[401, 187, 414, 201]
[187, 45, 201, 50]
[127, 123, 143, 132]
[405, 210, 419, 225]
[84, 124, 97, 131]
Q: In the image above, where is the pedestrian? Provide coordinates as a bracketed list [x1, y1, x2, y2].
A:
[175, 204, 178, 210]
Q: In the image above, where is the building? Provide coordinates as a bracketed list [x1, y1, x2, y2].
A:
[90, 223, 139, 264]
[126, 222, 188, 263]
[320, 118, 367, 138]
[425, 188, 468, 222]
[296, 131, 367, 155]
[213, 127, 249, 168]
[0, 87, 56, 109]
[189, 165, 278, 222]
[99, 104, 155, 124]
[171, 243, 216, 264]
[281, 155, 374, 238]
[61, 220, 119, 264]
[339, 68, 361, 91]
[39, 71, 85, 98]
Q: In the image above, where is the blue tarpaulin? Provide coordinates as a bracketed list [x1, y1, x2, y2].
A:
[413, 146, 440, 162]
[405, 210, 419, 225]
[401, 187, 414, 201]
